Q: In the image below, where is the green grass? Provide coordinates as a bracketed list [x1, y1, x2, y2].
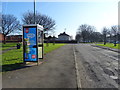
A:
[96, 43, 120, 49]
[2, 47, 23, 66]
[2, 43, 65, 72]
[44, 43, 65, 54]
[2, 47, 23, 72]
[1, 43, 17, 50]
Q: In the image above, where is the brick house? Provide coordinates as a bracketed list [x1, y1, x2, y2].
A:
[0, 33, 4, 42]
[6, 35, 22, 42]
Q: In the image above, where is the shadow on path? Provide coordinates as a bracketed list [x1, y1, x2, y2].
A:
[2, 63, 32, 72]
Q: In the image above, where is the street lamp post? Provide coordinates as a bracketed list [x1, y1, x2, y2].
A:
[34, 0, 36, 24]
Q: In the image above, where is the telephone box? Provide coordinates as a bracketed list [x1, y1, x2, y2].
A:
[23, 24, 44, 62]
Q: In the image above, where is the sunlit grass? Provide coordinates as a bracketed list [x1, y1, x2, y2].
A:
[2, 47, 23, 66]
[2, 43, 66, 72]
[2, 43, 66, 65]
[44, 43, 65, 54]
[96, 43, 120, 49]
[1, 43, 17, 50]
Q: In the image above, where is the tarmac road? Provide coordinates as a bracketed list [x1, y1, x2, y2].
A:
[74, 44, 119, 88]
[2, 44, 119, 89]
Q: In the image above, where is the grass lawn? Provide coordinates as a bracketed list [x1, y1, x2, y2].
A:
[2, 43, 65, 72]
[96, 43, 120, 49]
[1, 43, 17, 50]
[44, 43, 65, 54]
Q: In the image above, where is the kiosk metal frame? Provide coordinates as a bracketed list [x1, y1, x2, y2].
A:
[23, 24, 44, 64]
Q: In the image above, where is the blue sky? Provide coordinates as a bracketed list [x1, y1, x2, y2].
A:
[2, 1, 118, 39]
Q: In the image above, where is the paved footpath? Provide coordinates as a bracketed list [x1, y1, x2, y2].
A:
[1, 46, 16, 54]
[2, 45, 77, 88]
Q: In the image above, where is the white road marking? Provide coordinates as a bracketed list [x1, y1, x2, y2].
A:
[73, 45, 82, 89]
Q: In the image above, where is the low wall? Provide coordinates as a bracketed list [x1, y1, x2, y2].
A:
[44, 40, 77, 43]
[3, 40, 77, 44]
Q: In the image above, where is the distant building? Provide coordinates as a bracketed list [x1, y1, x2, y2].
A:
[0, 33, 4, 42]
[58, 32, 71, 41]
[6, 35, 22, 42]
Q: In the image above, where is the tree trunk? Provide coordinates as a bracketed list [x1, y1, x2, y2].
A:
[46, 39, 49, 47]
[114, 43, 116, 46]
[110, 34, 112, 43]
[114, 35, 117, 46]
[53, 38, 55, 45]
[3, 35, 6, 44]
[104, 41, 106, 45]
[83, 38, 85, 43]
[104, 35, 106, 45]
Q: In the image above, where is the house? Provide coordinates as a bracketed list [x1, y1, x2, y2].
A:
[6, 35, 22, 42]
[58, 32, 71, 41]
[0, 33, 4, 42]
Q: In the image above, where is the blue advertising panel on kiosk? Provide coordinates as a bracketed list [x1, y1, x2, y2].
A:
[23, 24, 44, 62]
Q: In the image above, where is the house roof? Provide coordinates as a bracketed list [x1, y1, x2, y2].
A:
[7, 35, 22, 37]
[46, 36, 57, 39]
[58, 32, 69, 36]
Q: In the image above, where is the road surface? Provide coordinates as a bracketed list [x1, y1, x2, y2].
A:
[74, 44, 119, 88]
[2, 44, 119, 89]
[2, 45, 77, 88]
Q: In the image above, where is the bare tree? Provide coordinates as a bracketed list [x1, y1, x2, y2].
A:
[111, 25, 118, 46]
[77, 24, 96, 43]
[22, 11, 56, 32]
[22, 11, 56, 46]
[1, 14, 20, 44]
[102, 27, 109, 45]
[107, 29, 112, 43]
[75, 33, 81, 43]
[90, 32, 102, 42]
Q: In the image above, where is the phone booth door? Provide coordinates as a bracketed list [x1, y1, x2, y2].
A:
[23, 27, 38, 62]
[38, 30, 44, 59]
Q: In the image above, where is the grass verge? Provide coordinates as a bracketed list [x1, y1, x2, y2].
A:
[44, 43, 65, 54]
[1, 43, 17, 50]
[96, 43, 120, 49]
[2, 43, 66, 72]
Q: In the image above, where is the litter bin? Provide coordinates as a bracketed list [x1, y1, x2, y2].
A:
[17, 43, 21, 49]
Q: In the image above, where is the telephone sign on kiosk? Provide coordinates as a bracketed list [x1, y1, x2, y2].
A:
[23, 24, 44, 62]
